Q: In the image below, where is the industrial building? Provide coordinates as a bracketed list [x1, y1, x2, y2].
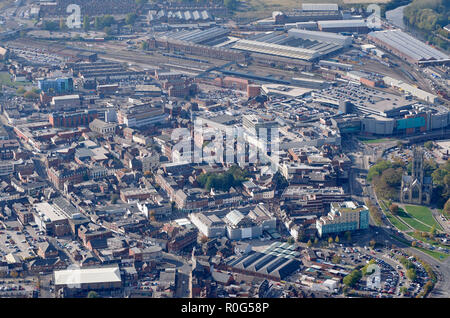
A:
[232, 39, 319, 61]
[273, 3, 342, 25]
[148, 9, 213, 24]
[148, 36, 247, 62]
[233, 30, 346, 62]
[225, 242, 302, 280]
[368, 29, 450, 65]
[54, 265, 122, 296]
[288, 29, 353, 47]
[317, 20, 369, 34]
[161, 27, 229, 45]
[383, 76, 438, 104]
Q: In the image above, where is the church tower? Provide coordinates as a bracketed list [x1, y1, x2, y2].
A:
[412, 148, 424, 182]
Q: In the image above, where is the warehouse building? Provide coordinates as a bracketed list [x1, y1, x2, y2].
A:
[368, 29, 450, 65]
[383, 76, 438, 104]
[317, 19, 369, 34]
[274, 3, 341, 24]
[161, 27, 229, 45]
[149, 37, 247, 62]
[226, 242, 302, 280]
[288, 29, 353, 46]
[54, 265, 122, 297]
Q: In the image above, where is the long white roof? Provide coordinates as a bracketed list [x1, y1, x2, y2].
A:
[54, 266, 122, 286]
[369, 29, 449, 62]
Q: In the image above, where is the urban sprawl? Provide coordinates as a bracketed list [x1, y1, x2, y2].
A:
[0, 0, 449, 299]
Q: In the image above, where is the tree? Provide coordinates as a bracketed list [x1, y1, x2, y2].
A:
[424, 141, 434, 150]
[407, 267, 417, 281]
[328, 236, 334, 244]
[87, 291, 99, 298]
[287, 237, 295, 244]
[314, 238, 318, 245]
[369, 239, 376, 248]
[343, 270, 362, 287]
[411, 241, 417, 247]
[389, 204, 399, 215]
[430, 224, 437, 237]
[307, 240, 312, 248]
[16, 86, 26, 95]
[200, 235, 209, 244]
[126, 13, 138, 25]
[332, 255, 341, 264]
[400, 286, 408, 295]
[24, 91, 39, 100]
[273, 171, 288, 191]
[10, 271, 18, 278]
[362, 259, 376, 275]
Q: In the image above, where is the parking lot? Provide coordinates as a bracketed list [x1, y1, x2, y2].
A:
[0, 224, 45, 261]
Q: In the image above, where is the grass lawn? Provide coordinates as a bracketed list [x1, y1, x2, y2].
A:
[404, 205, 443, 231]
[396, 208, 432, 232]
[0, 72, 30, 89]
[387, 214, 411, 232]
[357, 137, 398, 144]
[414, 247, 449, 261]
[390, 235, 448, 261]
[380, 200, 411, 232]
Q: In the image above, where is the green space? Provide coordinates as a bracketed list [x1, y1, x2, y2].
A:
[404, 205, 443, 231]
[380, 200, 411, 232]
[387, 213, 411, 232]
[410, 232, 449, 250]
[396, 208, 432, 232]
[357, 137, 397, 144]
[0, 72, 31, 89]
[404, 0, 450, 51]
[414, 247, 449, 261]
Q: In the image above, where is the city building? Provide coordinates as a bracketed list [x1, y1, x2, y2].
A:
[54, 265, 122, 296]
[316, 201, 369, 237]
[38, 77, 73, 94]
[89, 118, 117, 136]
[49, 109, 98, 128]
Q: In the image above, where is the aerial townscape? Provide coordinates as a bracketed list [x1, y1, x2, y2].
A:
[0, 0, 449, 302]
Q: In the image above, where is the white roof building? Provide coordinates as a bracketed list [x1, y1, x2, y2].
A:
[54, 266, 122, 289]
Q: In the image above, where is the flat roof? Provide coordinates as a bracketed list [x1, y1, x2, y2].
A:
[34, 202, 68, 222]
[54, 266, 122, 286]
